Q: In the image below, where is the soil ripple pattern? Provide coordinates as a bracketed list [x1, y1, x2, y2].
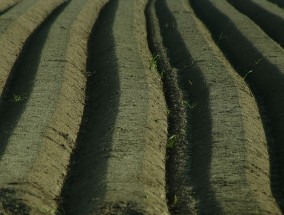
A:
[0, 0, 106, 213]
[228, 0, 284, 48]
[191, 0, 284, 212]
[0, 0, 19, 15]
[0, 0, 66, 96]
[149, 0, 281, 214]
[60, 0, 168, 214]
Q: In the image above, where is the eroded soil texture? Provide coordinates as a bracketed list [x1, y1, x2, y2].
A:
[0, 0, 284, 214]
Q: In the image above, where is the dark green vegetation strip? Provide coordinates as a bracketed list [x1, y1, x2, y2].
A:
[228, 0, 284, 48]
[60, 0, 168, 214]
[191, 0, 284, 212]
[149, 0, 282, 214]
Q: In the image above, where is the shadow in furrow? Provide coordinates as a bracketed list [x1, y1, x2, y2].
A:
[190, 0, 284, 211]
[267, 0, 284, 8]
[0, 3, 17, 16]
[0, 3, 68, 158]
[228, 0, 284, 48]
[147, 0, 221, 213]
[58, 1, 119, 214]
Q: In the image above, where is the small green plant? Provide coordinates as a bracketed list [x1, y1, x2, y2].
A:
[160, 69, 165, 78]
[85, 69, 96, 78]
[217, 32, 227, 43]
[10, 94, 26, 103]
[243, 70, 253, 80]
[167, 108, 171, 116]
[172, 194, 178, 205]
[168, 194, 178, 206]
[167, 135, 177, 149]
[184, 101, 197, 110]
[188, 59, 196, 68]
[149, 54, 159, 70]
[254, 58, 263, 65]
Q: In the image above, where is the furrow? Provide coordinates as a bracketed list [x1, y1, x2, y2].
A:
[0, 0, 20, 15]
[146, 1, 196, 214]
[0, 0, 66, 97]
[228, 0, 284, 48]
[60, 0, 169, 214]
[267, 0, 284, 8]
[148, 0, 282, 214]
[191, 0, 284, 212]
[0, 0, 106, 214]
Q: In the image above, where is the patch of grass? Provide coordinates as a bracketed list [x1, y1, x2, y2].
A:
[149, 54, 159, 70]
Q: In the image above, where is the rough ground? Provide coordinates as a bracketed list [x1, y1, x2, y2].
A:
[0, 0, 284, 214]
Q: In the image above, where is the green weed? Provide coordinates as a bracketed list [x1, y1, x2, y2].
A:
[254, 58, 263, 65]
[184, 101, 197, 110]
[10, 94, 26, 103]
[243, 70, 253, 80]
[217, 32, 227, 43]
[167, 135, 177, 149]
[160, 69, 165, 79]
[172, 195, 178, 205]
[149, 54, 159, 70]
[188, 59, 196, 68]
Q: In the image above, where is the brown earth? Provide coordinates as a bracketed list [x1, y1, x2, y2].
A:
[0, 0, 284, 214]
[0, 0, 20, 15]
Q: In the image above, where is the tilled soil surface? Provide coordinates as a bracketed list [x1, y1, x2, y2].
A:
[0, 0, 284, 214]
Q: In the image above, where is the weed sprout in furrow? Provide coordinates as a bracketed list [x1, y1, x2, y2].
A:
[149, 54, 160, 70]
[10, 94, 27, 103]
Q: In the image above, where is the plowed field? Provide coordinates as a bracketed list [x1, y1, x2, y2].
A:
[0, 0, 284, 214]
